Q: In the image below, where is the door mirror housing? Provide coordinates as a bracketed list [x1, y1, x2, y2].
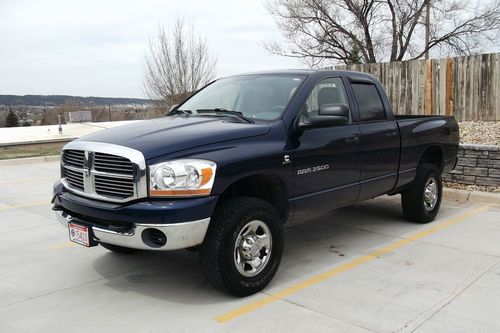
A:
[297, 104, 349, 129]
[169, 104, 179, 112]
[319, 103, 349, 118]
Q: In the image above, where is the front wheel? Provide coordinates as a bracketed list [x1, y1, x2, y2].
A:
[401, 163, 442, 223]
[199, 197, 284, 296]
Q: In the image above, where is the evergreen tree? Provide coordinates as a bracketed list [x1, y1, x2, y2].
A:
[5, 109, 19, 127]
[346, 44, 363, 65]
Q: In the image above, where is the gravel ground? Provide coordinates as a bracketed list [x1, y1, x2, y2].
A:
[458, 121, 500, 145]
[443, 181, 499, 193]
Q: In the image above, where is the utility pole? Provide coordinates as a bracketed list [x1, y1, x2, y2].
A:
[425, 0, 431, 60]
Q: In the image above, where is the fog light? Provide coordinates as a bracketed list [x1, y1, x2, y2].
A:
[141, 228, 167, 248]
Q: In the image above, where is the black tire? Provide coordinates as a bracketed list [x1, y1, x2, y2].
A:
[401, 163, 442, 223]
[199, 197, 284, 296]
[99, 242, 137, 254]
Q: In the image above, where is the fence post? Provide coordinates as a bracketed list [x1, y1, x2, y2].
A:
[425, 60, 433, 115]
[445, 58, 453, 116]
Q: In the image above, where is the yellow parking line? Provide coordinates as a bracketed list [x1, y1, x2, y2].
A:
[50, 241, 77, 250]
[0, 201, 49, 213]
[215, 205, 490, 323]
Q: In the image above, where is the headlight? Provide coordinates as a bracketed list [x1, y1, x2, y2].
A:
[149, 159, 216, 197]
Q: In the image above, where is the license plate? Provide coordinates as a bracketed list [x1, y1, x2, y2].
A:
[68, 222, 92, 247]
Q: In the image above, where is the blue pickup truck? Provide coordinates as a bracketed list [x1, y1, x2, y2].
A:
[52, 70, 459, 296]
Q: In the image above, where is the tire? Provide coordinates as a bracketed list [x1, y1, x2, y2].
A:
[401, 163, 442, 223]
[99, 242, 137, 254]
[199, 197, 284, 296]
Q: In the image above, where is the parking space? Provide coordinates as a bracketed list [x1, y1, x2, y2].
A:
[0, 160, 499, 332]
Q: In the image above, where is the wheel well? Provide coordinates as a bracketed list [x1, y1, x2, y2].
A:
[419, 146, 443, 172]
[219, 175, 288, 221]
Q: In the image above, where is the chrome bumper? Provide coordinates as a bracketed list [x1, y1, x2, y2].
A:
[55, 210, 210, 251]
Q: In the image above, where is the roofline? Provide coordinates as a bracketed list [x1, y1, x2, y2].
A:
[216, 68, 378, 81]
[217, 69, 314, 79]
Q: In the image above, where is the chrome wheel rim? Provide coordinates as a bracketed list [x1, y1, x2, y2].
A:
[423, 177, 438, 211]
[233, 220, 272, 277]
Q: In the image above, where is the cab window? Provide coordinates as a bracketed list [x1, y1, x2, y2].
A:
[351, 83, 386, 122]
[303, 77, 351, 123]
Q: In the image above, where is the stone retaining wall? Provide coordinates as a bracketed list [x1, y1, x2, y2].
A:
[444, 144, 500, 187]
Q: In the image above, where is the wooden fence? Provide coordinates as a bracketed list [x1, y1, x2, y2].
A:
[334, 53, 500, 121]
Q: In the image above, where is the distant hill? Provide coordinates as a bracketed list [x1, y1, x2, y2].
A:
[0, 95, 152, 106]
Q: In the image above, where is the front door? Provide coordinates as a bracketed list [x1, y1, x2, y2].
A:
[289, 77, 362, 220]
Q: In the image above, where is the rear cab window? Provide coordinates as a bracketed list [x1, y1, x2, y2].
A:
[351, 83, 386, 122]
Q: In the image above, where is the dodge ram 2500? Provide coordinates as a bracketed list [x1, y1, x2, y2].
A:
[52, 70, 459, 296]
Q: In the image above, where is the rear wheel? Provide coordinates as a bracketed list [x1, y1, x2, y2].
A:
[401, 163, 442, 223]
[199, 197, 284, 296]
[99, 242, 137, 254]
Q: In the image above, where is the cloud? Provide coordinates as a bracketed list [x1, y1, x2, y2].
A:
[0, 0, 303, 98]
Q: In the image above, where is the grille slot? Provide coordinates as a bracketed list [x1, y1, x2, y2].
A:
[94, 152, 134, 174]
[63, 168, 84, 190]
[62, 150, 85, 168]
[95, 174, 134, 198]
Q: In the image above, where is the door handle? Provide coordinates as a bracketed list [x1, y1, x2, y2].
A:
[385, 131, 398, 138]
[345, 135, 360, 144]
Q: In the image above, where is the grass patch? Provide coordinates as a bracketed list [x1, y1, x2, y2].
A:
[0, 142, 66, 160]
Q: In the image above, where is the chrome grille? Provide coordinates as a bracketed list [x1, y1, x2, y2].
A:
[60, 142, 147, 203]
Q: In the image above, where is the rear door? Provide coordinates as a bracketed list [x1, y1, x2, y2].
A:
[349, 78, 400, 201]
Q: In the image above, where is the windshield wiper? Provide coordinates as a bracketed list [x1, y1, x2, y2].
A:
[168, 109, 192, 116]
[196, 108, 254, 123]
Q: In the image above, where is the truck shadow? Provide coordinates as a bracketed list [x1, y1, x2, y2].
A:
[91, 196, 453, 304]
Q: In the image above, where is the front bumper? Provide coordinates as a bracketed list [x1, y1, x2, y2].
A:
[55, 210, 210, 250]
[53, 180, 217, 251]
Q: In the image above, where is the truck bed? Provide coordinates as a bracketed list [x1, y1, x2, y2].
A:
[395, 115, 453, 120]
[395, 114, 459, 177]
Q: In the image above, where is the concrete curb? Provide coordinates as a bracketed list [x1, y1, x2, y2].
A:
[0, 138, 75, 148]
[0, 155, 60, 166]
[443, 187, 500, 205]
[460, 143, 500, 151]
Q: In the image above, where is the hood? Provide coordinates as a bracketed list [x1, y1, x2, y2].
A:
[77, 116, 270, 160]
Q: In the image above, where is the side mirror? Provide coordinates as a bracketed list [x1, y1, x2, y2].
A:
[169, 104, 179, 112]
[319, 103, 349, 118]
[297, 104, 349, 129]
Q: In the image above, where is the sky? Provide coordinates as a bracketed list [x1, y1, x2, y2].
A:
[0, 0, 303, 98]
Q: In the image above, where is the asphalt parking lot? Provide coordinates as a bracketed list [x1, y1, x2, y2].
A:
[0, 160, 499, 332]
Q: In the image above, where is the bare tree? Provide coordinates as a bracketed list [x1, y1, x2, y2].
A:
[143, 19, 217, 110]
[265, 0, 500, 66]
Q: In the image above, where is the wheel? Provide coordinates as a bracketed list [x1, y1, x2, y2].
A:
[199, 197, 284, 296]
[99, 242, 137, 254]
[401, 163, 442, 223]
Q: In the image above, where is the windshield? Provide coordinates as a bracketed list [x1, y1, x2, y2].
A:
[176, 74, 305, 121]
